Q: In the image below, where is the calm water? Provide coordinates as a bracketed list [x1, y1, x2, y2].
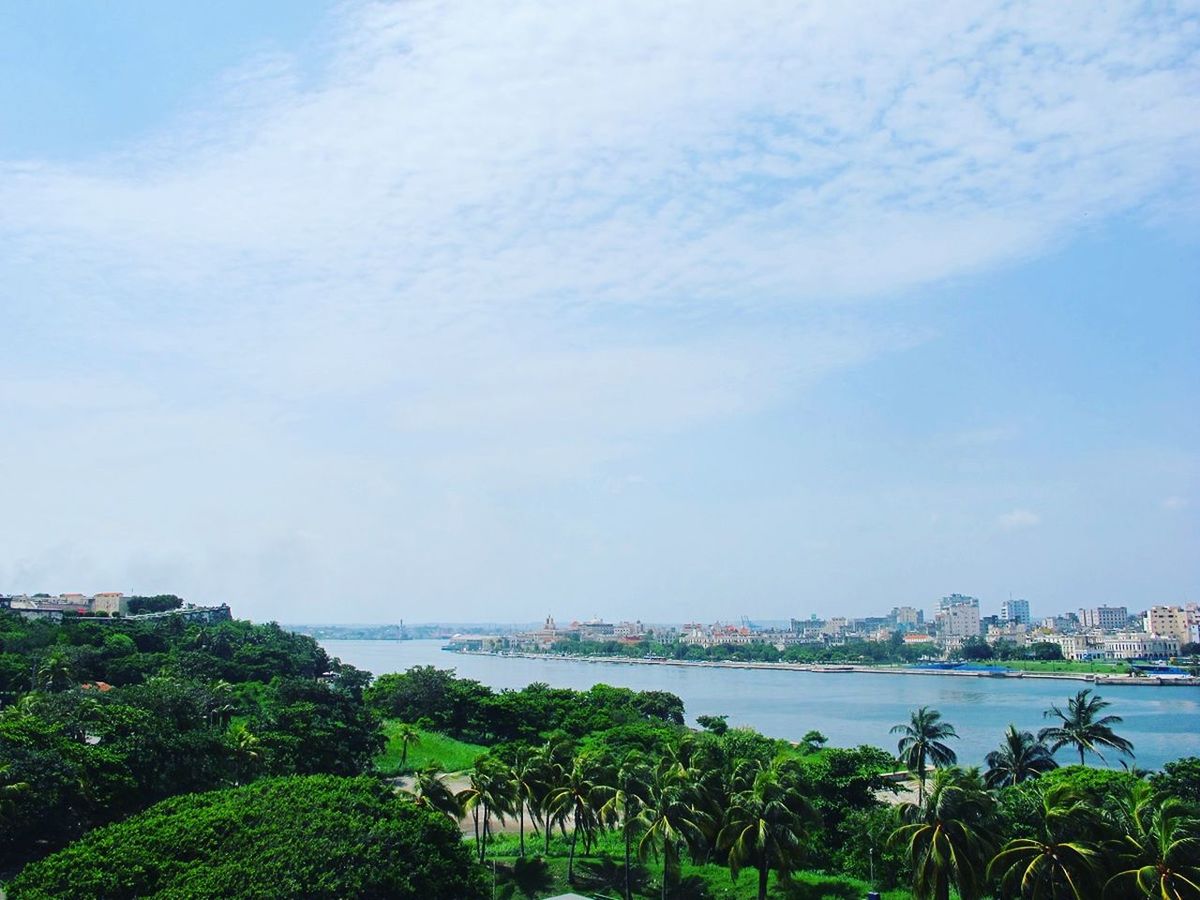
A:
[322, 639, 1200, 771]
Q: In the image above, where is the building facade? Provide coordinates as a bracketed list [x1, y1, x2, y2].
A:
[1079, 606, 1129, 630]
[935, 594, 981, 640]
[1001, 598, 1031, 625]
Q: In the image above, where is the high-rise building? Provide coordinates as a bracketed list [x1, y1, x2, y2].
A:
[936, 594, 981, 639]
[1001, 597, 1031, 625]
[891, 606, 924, 630]
[1078, 606, 1129, 630]
[1145, 605, 1199, 645]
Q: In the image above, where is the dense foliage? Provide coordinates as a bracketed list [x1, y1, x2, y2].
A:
[9, 775, 485, 899]
[0, 611, 380, 870]
[365, 664, 685, 743]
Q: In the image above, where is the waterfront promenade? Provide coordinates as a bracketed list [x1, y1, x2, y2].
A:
[447, 648, 1200, 687]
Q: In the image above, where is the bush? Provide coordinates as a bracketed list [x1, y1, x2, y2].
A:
[9, 775, 486, 899]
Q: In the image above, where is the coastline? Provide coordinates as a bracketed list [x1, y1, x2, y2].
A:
[443, 649, 1200, 687]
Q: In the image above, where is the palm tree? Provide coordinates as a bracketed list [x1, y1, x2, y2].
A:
[507, 745, 544, 858]
[458, 756, 515, 863]
[985, 725, 1058, 788]
[395, 723, 421, 769]
[892, 707, 959, 804]
[227, 721, 261, 785]
[596, 755, 651, 900]
[890, 766, 996, 900]
[1038, 690, 1134, 766]
[531, 738, 570, 855]
[636, 759, 711, 900]
[405, 763, 462, 820]
[547, 755, 605, 883]
[718, 759, 818, 900]
[988, 783, 1101, 899]
[1105, 784, 1200, 899]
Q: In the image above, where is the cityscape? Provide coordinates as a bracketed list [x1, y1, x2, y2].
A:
[440, 595, 1200, 663]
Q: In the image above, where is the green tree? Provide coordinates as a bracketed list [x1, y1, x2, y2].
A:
[226, 721, 260, 785]
[988, 783, 1101, 899]
[404, 763, 462, 821]
[506, 745, 543, 858]
[1105, 784, 1200, 900]
[718, 759, 819, 900]
[985, 725, 1058, 788]
[458, 756, 515, 864]
[1038, 690, 1134, 766]
[635, 759, 711, 900]
[597, 755, 651, 900]
[9, 775, 485, 899]
[548, 755, 605, 883]
[396, 722, 421, 769]
[890, 766, 996, 900]
[892, 707, 959, 804]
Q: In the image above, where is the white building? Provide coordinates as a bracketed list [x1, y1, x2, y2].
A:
[1079, 606, 1129, 630]
[936, 595, 981, 641]
[1103, 632, 1179, 660]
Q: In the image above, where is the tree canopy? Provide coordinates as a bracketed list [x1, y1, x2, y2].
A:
[9, 775, 485, 899]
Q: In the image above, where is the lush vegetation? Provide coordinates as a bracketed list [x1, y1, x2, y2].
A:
[378, 722, 487, 774]
[3, 610, 1198, 899]
[8, 775, 484, 899]
[0, 610, 380, 872]
[365, 664, 685, 744]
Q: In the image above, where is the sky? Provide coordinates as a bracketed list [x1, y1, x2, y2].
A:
[1, 1, 1197, 625]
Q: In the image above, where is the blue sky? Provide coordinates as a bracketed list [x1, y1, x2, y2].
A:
[1, 1, 1196, 623]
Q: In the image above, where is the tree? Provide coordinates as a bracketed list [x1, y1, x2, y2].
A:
[458, 756, 514, 864]
[396, 723, 421, 769]
[596, 755, 651, 900]
[718, 759, 819, 900]
[1106, 783, 1200, 900]
[985, 725, 1058, 788]
[1149, 757, 1200, 807]
[548, 755, 605, 883]
[8, 775, 486, 899]
[801, 729, 828, 753]
[1038, 690, 1134, 766]
[635, 759, 711, 900]
[226, 721, 260, 785]
[404, 764, 462, 821]
[890, 766, 996, 900]
[696, 714, 729, 736]
[892, 707, 959, 804]
[987, 783, 1101, 900]
[506, 745, 543, 858]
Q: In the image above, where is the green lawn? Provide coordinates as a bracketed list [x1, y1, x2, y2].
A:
[376, 722, 487, 774]
[991, 659, 1127, 674]
[482, 831, 911, 899]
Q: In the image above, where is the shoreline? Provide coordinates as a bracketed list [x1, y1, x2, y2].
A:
[443, 649, 1200, 687]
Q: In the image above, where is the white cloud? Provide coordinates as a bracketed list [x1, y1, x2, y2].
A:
[0, 0, 1196, 618]
[997, 509, 1041, 531]
[1162, 496, 1189, 511]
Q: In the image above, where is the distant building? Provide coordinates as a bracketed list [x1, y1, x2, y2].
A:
[1079, 606, 1128, 630]
[91, 592, 128, 615]
[1001, 598, 1031, 626]
[936, 594, 981, 640]
[1104, 632, 1179, 660]
[1044, 632, 1103, 661]
[891, 606, 924, 630]
[1144, 605, 1199, 646]
[575, 619, 615, 639]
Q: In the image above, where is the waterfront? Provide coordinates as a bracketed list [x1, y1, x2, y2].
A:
[322, 639, 1200, 771]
